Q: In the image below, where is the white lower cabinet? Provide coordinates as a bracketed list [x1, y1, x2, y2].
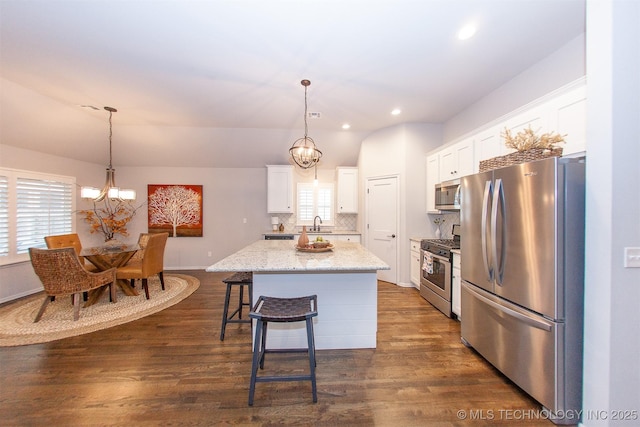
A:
[452, 252, 461, 320]
[410, 239, 421, 287]
[336, 234, 361, 243]
[304, 234, 360, 243]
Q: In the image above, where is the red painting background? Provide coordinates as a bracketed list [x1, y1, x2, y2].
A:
[147, 184, 203, 237]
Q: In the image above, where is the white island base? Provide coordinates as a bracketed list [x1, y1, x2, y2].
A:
[253, 271, 378, 350]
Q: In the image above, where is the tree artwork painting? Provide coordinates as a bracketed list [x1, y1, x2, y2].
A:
[148, 185, 203, 237]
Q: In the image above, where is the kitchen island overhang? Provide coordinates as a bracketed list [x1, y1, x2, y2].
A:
[205, 240, 389, 350]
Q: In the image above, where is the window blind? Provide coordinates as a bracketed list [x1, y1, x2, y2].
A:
[298, 185, 314, 221]
[16, 177, 73, 253]
[0, 175, 8, 257]
[0, 168, 75, 265]
[296, 183, 334, 226]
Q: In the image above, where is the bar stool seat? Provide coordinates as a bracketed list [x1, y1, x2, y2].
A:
[220, 272, 253, 341]
[248, 295, 318, 406]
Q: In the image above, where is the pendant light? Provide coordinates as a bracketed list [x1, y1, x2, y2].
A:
[81, 106, 136, 201]
[289, 79, 322, 169]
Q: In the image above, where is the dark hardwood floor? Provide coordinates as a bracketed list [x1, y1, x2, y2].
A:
[0, 270, 552, 426]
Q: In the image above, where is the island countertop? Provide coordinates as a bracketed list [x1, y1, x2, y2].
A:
[205, 240, 389, 273]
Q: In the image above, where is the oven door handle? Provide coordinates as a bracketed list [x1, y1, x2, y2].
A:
[422, 250, 449, 264]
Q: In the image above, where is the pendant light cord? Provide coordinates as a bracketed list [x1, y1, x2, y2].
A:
[108, 109, 113, 169]
[303, 83, 308, 139]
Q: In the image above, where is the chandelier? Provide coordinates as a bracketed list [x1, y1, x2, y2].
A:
[81, 106, 136, 201]
[289, 79, 322, 169]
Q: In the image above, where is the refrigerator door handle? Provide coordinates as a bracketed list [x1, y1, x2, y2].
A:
[481, 180, 493, 281]
[464, 283, 553, 332]
[498, 178, 507, 285]
[491, 178, 506, 286]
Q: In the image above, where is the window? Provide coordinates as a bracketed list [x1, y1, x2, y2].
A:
[297, 183, 334, 226]
[0, 168, 75, 265]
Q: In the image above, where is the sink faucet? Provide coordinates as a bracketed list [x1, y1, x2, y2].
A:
[313, 216, 322, 232]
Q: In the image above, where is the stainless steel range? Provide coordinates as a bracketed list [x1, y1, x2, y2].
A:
[420, 224, 460, 318]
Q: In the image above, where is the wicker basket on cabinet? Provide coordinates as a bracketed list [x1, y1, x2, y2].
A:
[479, 148, 563, 172]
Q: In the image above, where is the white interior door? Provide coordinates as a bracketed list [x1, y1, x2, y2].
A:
[366, 176, 398, 284]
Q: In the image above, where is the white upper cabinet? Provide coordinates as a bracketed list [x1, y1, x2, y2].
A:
[336, 167, 358, 213]
[470, 80, 586, 168]
[504, 104, 549, 138]
[267, 165, 293, 213]
[425, 153, 440, 213]
[438, 138, 475, 182]
[476, 125, 509, 164]
[426, 79, 585, 214]
[547, 85, 587, 157]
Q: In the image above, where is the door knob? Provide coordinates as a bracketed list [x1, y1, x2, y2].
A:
[388, 234, 396, 238]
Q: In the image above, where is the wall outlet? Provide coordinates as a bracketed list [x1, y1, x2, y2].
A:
[207, 251, 212, 257]
[243, 218, 247, 224]
[624, 247, 640, 268]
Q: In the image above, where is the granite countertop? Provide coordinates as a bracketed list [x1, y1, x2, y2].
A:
[263, 230, 360, 236]
[206, 240, 389, 273]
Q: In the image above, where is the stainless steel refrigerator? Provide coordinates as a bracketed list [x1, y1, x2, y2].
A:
[460, 156, 585, 425]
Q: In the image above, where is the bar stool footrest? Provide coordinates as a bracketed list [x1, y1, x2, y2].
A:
[255, 374, 314, 382]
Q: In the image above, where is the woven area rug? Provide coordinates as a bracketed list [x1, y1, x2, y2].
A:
[0, 274, 199, 346]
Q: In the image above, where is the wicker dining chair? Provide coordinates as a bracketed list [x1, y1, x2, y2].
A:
[29, 247, 117, 322]
[116, 232, 168, 299]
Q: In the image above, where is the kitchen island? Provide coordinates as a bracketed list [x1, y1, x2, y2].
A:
[205, 240, 389, 350]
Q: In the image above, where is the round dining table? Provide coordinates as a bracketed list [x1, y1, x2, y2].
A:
[80, 243, 141, 306]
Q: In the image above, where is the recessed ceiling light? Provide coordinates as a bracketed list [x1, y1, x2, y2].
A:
[342, 123, 351, 130]
[391, 108, 401, 116]
[457, 23, 477, 40]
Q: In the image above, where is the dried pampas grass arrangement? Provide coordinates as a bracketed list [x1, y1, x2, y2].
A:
[502, 126, 565, 152]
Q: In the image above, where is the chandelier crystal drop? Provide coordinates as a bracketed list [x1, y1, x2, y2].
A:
[289, 79, 322, 169]
[81, 106, 136, 201]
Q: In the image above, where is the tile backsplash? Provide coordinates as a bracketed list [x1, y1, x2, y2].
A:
[335, 213, 358, 231]
[428, 211, 460, 239]
[272, 213, 358, 233]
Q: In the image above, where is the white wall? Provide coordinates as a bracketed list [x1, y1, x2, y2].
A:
[0, 144, 273, 301]
[0, 142, 362, 302]
[443, 34, 586, 143]
[357, 122, 442, 286]
[114, 165, 269, 268]
[582, 0, 640, 424]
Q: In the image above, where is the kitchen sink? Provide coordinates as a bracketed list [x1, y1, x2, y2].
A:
[307, 231, 332, 234]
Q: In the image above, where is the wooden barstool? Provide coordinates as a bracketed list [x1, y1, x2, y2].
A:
[220, 272, 253, 341]
[248, 295, 318, 406]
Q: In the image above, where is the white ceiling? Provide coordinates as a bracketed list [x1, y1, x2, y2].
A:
[0, 0, 585, 168]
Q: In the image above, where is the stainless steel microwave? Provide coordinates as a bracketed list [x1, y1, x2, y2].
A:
[435, 179, 461, 210]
